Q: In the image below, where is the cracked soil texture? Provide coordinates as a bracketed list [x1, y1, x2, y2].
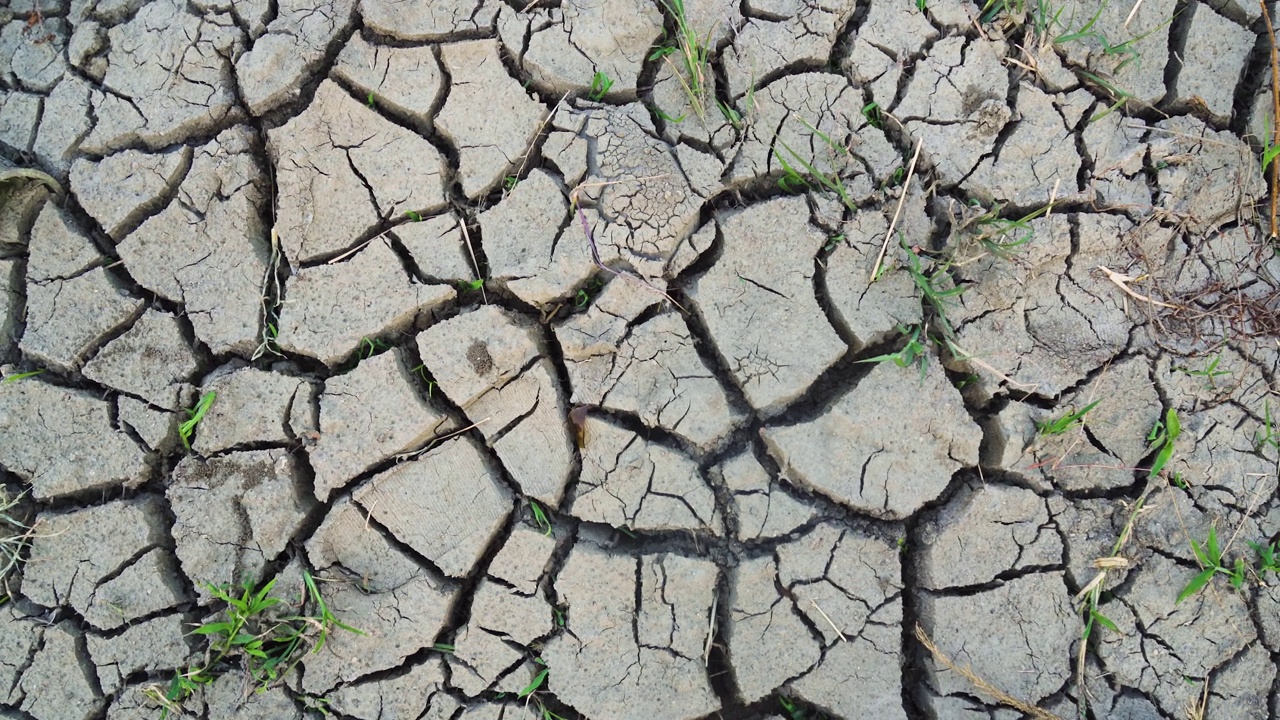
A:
[2, 1, 1280, 719]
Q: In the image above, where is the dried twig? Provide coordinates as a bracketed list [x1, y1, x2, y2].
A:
[870, 138, 923, 283]
[702, 594, 717, 667]
[914, 624, 1066, 720]
[810, 600, 847, 642]
[1097, 265, 1180, 309]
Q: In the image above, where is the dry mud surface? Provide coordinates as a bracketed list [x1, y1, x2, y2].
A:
[2, 1, 1280, 719]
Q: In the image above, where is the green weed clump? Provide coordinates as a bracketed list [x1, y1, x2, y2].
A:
[145, 571, 362, 718]
[652, 0, 713, 121]
[178, 392, 216, 450]
[0, 488, 35, 600]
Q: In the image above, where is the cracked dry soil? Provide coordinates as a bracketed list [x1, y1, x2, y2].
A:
[2, 0, 1280, 719]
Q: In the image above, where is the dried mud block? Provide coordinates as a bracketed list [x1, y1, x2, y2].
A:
[1097, 554, 1256, 717]
[205, 672, 301, 720]
[0, 380, 151, 499]
[919, 572, 1074, 709]
[354, 435, 512, 578]
[22, 266, 143, 373]
[715, 451, 814, 542]
[690, 196, 845, 413]
[392, 213, 476, 283]
[1151, 116, 1264, 235]
[858, 1, 937, 59]
[193, 366, 315, 452]
[418, 306, 574, 506]
[574, 415, 720, 533]
[326, 659, 448, 720]
[544, 103, 712, 282]
[0, 259, 18, 361]
[436, 39, 547, 198]
[361, 0, 499, 40]
[0, 170, 49, 249]
[986, 357, 1162, 492]
[500, 0, 660, 97]
[543, 542, 719, 720]
[21, 204, 144, 371]
[22, 497, 187, 629]
[1063, 0, 1176, 105]
[1177, 7, 1252, 121]
[33, 76, 92, 174]
[83, 310, 198, 411]
[450, 579, 551, 695]
[729, 523, 904, 718]
[1, 17, 67, 92]
[70, 147, 191, 241]
[1166, 402, 1279, 507]
[728, 73, 897, 196]
[965, 84, 1081, 207]
[1204, 642, 1274, 720]
[0, 600, 45, 704]
[119, 127, 270, 356]
[169, 450, 313, 596]
[304, 498, 460, 693]
[487, 525, 556, 595]
[895, 37, 1011, 187]
[86, 614, 192, 695]
[0, 90, 42, 152]
[1082, 109, 1150, 209]
[560, 310, 741, 451]
[235, 0, 355, 115]
[117, 396, 177, 452]
[948, 213, 1131, 399]
[722, 1, 856, 99]
[916, 481, 1062, 589]
[763, 357, 980, 520]
[269, 80, 448, 266]
[10, 622, 103, 720]
[481, 169, 573, 304]
[82, 0, 243, 153]
[26, 202, 101, 283]
[278, 240, 454, 367]
[823, 210, 923, 349]
[333, 35, 444, 124]
[309, 350, 452, 501]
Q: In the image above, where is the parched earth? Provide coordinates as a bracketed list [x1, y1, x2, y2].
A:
[2, 1, 1280, 719]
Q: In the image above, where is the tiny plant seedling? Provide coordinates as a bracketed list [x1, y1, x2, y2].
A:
[858, 324, 929, 382]
[1174, 354, 1229, 388]
[1249, 541, 1280, 577]
[861, 101, 883, 129]
[1255, 400, 1280, 452]
[409, 364, 437, 396]
[588, 71, 614, 101]
[1036, 399, 1101, 437]
[358, 337, 391, 360]
[1, 369, 44, 384]
[404, 210, 423, 222]
[1145, 408, 1181, 478]
[503, 175, 520, 191]
[365, 92, 375, 108]
[901, 243, 965, 338]
[718, 100, 742, 128]
[1178, 527, 1247, 603]
[459, 278, 485, 292]
[179, 392, 217, 450]
[432, 642, 455, 654]
[530, 500, 553, 536]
